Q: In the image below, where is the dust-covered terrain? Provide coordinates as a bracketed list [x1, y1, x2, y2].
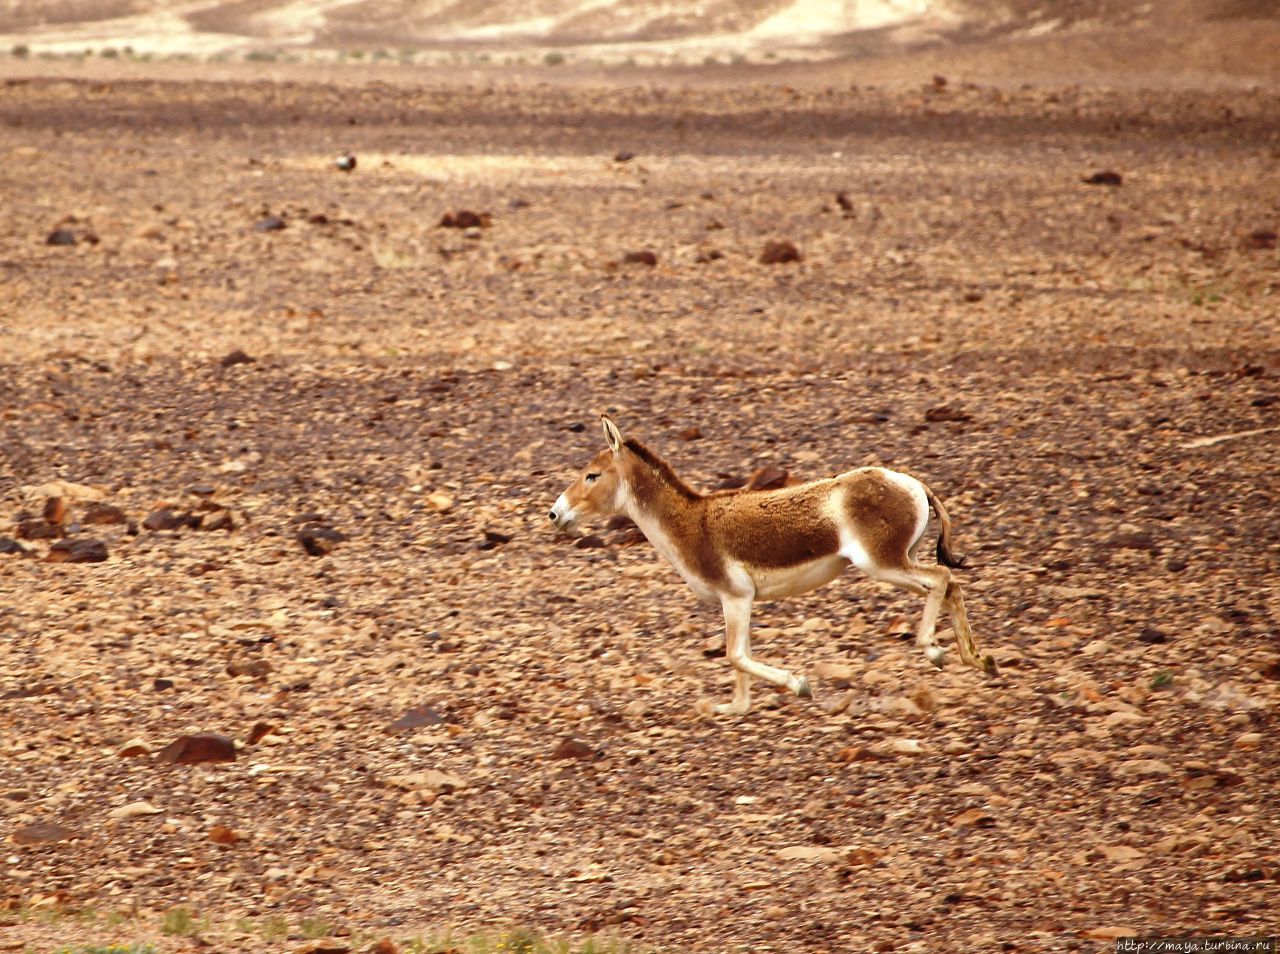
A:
[1, 8, 1279, 952]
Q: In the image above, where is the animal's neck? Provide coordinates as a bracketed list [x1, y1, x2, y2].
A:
[622, 451, 717, 597]
[621, 441, 702, 524]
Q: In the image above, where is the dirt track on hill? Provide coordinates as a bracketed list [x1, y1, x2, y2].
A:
[1, 68, 1279, 954]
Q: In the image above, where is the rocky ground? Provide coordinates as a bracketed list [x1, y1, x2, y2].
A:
[0, 54, 1278, 954]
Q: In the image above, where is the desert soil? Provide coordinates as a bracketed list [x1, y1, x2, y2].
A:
[1, 41, 1279, 954]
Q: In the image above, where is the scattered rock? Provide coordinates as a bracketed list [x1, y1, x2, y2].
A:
[142, 508, 193, 531]
[613, 150, 635, 162]
[298, 526, 346, 557]
[425, 492, 454, 513]
[1242, 228, 1276, 250]
[1083, 171, 1123, 186]
[835, 191, 854, 213]
[925, 404, 973, 423]
[387, 705, 447, 733]
[209, 824, 245, 845]
[334, 151, 357, 172]
[226, 659, 272, 678]
[12, 822, 77, 845]
[0, 536, 30, 556]
[116, 738, 151, 758]
[759, 240, 801, 264]
[254, 215, 287, 232]
[694, 248, 724, 263]
[81, 502, 127, 525]
[573, 535, 606, 550]
[156, 732, 237, 765]
[46, 538, 108, 563]
[622, 250, 657, 266]
[1108, 531, 1157, 551]
[247, 722, 276, 745]
[677, 426, 703, 441]
[108, 800, 163, 820]
[1137, 626, 1168, 644]
[42, 496, 67, 525]
[439, 210, 491, 229]
[197, 510, 236, 532]
[477, 529, 513, 551]
[744, 466, 789, 491]
[17, 518, 60, 540]
[552, 738, 596, 760]
[45, 228, 78, 246]
[220, 348, 255, 368]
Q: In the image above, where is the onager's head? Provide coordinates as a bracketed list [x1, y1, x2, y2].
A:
[549, 416, 629, 535]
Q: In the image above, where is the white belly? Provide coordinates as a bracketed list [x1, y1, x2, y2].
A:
[747, 555, 849, 601]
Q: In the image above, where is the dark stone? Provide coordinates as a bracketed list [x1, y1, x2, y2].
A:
[153, 678, 175, 691]
[43, 497, 67, 525]
[573, 535, 606, 550]
[1108, 532, 1158, 551]
[552, 738, 597, 760]
[81, 502, 127, 525]
[298, 526, 346, 556]
[439, 210, 490, 229]
[476, 529, 513, 551]
[12, 822, 78, 846]
[759, 240, 801, 264]
[1083, 170, 1123, 186]
[745, 466, 789, 491]
[226, 659, 272, 678]
[219, 348, 255, 368]
[157, 732, 237, 765]
[45, 228, 77, 246]
[46, 538, 107, 563]
[17, 519, 59, 540]
[622, 250, 657, 267]
[925, 404, 973, 423]
[142, 508, 191, 531]
[1243, 229, 1277, 250]
[254, 215, 286, 232]
[387, 705, 447, 733]
[1137, 627, 1169, 644]
[613, 151, 635, 162]
[0, 536, 29, 556]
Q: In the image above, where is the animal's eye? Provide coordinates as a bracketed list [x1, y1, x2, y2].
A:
[585, 472, 600, 483]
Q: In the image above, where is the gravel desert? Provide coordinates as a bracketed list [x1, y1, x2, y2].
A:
[1, 1, 1278, 952]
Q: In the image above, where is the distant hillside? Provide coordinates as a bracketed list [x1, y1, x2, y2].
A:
[0, 0, 1277, 80]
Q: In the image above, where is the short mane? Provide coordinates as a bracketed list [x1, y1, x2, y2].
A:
[623, 438, 701, 501]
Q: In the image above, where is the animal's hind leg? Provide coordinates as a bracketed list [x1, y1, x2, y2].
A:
[945, 581, 998, 676]
[864, 564, 950, 669]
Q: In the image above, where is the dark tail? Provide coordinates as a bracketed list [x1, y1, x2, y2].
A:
[924, 485, 966, 568]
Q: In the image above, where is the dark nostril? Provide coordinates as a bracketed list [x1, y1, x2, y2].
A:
[549, 511, 557, 522]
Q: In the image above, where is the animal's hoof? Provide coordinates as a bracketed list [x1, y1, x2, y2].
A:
[926, 646, 946, 669]
[796, 676, 813, 699]
[982, 655, 999, 677]
[712, 700, 752, 716]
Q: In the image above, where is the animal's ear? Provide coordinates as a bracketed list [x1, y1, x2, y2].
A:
[601, 414, 623, 454]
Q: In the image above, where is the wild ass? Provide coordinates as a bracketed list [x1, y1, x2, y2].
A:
[550, 415, 997, 715]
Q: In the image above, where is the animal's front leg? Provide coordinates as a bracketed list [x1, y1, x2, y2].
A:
[713, 598, 753, 715]
[713, 595, 812, 716]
